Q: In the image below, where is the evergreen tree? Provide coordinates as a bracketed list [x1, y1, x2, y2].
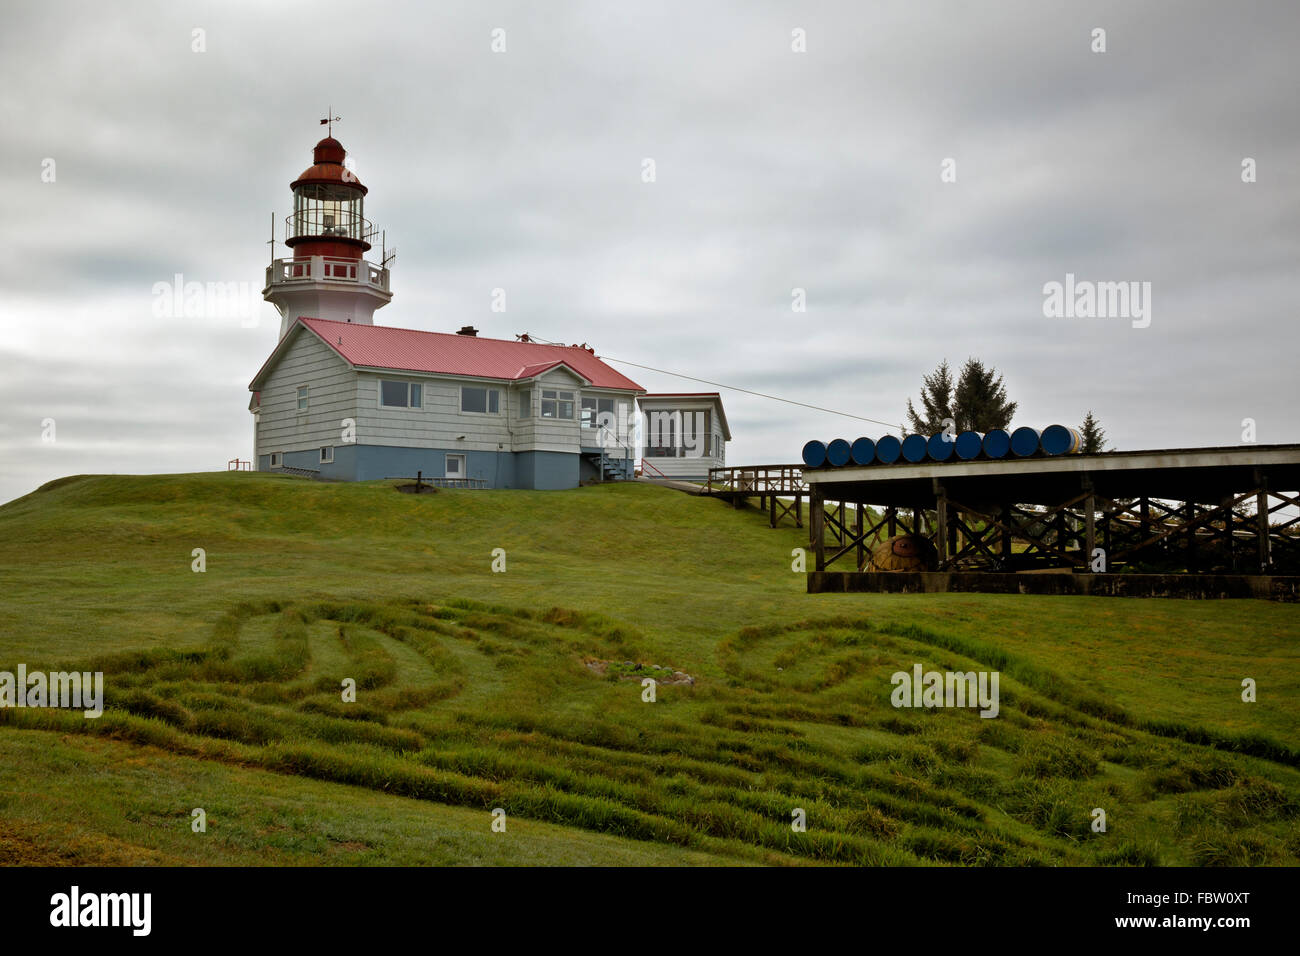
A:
[952, 358, 1017, 432]
[1079, 410, 1108, 453]
[905, 359, 955, 434]
[907, 358, 1017, 434]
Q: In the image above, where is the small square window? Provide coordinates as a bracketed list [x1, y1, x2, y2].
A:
[269, 452, 283, 468]
[319, 446, 334, 464]
[541, 389, 574, 419]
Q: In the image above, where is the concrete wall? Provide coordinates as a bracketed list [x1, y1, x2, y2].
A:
[807, 571, 1300, 601]
[259, 445, 590, 489]
[259, 444, 359, 480]
[516, 451, 580, 490]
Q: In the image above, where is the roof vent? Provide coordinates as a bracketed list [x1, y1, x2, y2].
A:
[457, 326, 479, 337]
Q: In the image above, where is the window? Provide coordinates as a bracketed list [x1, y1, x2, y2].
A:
[518, 390, 531, 418]
[319, 446, 334, 464]
[269, 452, 283, 468]
[461, 386, 500, 414]
[581, 396, 615, 429]
[297, 386, 309, 411]
[541, 389, 575, 419]
[380, 380, 422, 408]
[445, 454, 465, 477]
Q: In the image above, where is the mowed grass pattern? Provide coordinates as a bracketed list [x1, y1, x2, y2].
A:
[1, 473, 1298, 865]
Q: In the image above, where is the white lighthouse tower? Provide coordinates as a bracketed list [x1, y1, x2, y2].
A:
[263, 134, 392, 338]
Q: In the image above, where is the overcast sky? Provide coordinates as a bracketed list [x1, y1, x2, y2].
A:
[1, 0, 1297, 503]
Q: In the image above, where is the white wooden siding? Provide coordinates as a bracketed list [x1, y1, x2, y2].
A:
[256, 331, 357, 455]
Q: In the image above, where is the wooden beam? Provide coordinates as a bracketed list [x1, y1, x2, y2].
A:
[935, 483, 948, 570]
[1257, 489, 1270, 573]
[812, 487, 826, 571]
[855, 503, 865, 572]
[1085, 494, 1096, 571]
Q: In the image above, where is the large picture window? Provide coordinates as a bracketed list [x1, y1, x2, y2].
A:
[461, 386, 500, 414]
[541, 389, 574, 419]
[380, 380, 422, 408]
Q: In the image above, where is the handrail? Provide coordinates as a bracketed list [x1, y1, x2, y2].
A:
[286, 210, 377, 245]
[706, 464, 806, 495]
[267, 256, 388, 289]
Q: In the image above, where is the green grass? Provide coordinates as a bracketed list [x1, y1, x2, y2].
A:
[0, 472, 1297, 866]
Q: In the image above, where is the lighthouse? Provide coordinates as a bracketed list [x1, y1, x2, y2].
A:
[263, 134, 392, 338]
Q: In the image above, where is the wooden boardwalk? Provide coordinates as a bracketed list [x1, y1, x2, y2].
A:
[705, 464, 807, 529]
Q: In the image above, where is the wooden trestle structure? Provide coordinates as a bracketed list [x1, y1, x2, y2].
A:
[705, 465, 807, 529]
[801, 444, 1300, 600]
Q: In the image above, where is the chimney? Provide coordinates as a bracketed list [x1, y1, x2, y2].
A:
[457, 325, 479, 337]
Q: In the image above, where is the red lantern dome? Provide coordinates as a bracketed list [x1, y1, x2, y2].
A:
[285, 136, 374, 259]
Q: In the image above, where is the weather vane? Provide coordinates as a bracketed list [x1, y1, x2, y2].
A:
[320, 108, 341, 136]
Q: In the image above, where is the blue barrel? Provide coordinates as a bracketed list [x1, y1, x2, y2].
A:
[1041, 424, 1082, 456]
[901, 434, 928, 463]
[982, 429, 1011, 459]
[927, 432, 955, 461]
[801, 440, 827, 468]
[954, 430, 983, 460]
[1010, 426, 1041, 457]
[826, 438, 852, 467]
[850, 436, 875, 466]
[875, 435, 902, 464]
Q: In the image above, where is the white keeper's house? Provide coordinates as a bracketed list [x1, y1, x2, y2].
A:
[248, 132, 727, 489]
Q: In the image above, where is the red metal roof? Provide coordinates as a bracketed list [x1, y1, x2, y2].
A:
[641, 392, 722, 398]
[294, 318, 644, 390]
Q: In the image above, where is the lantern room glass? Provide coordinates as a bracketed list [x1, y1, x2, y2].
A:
[290, 184, 366, 241]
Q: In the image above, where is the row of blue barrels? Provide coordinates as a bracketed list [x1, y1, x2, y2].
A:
[802, 425, 1082, 468]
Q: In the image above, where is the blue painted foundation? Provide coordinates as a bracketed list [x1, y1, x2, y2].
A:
[259, 444, 603, 489]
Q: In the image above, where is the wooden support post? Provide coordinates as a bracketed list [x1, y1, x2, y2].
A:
[769, 490, 776, 529]
[1185, 501, 1197, 573]
[855, 502, 865, 572]
[1000, 504, 1011, 568]
[1257, 489, 1270, 573]
[1221, 494, 1235, 572]
[812, 488, 826, 572]
[934, 482, 948, 570]
[795, 494, 803, 529]
[1085, 494, 1096, 572]
[887, 507, 897, 537]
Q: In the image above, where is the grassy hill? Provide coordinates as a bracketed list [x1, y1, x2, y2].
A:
[1, 473, 1297, 865]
